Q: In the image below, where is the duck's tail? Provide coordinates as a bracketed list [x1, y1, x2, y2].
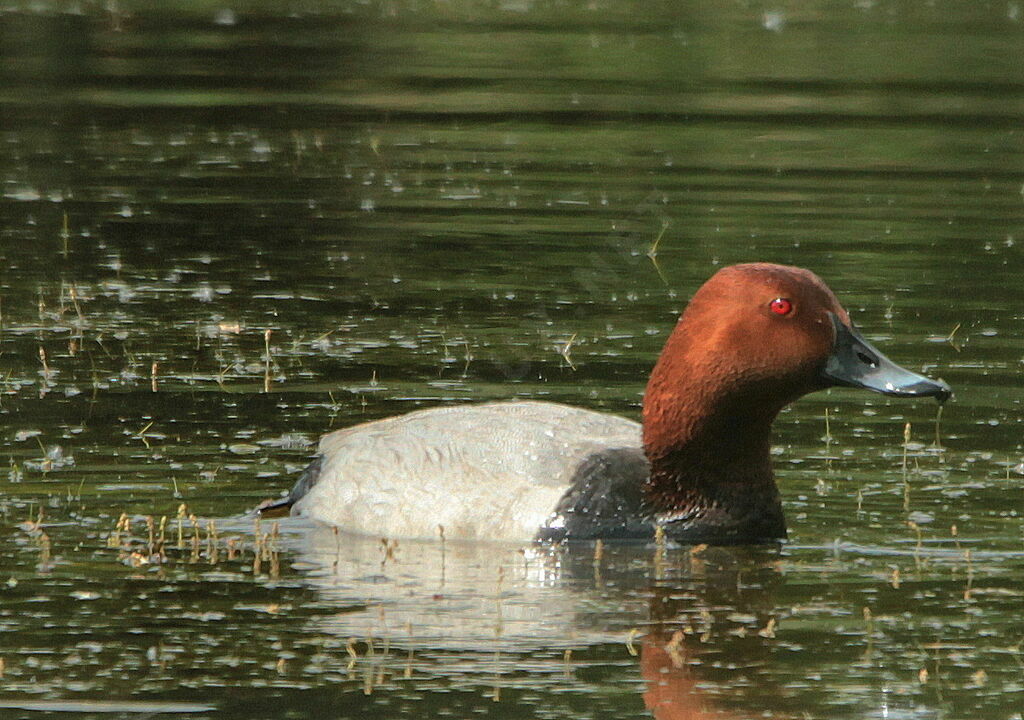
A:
[253, 495, 294, 518]
[254, 455, 324, 518]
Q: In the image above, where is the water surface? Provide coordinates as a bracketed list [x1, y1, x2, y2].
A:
[2, 1, 1023, 718]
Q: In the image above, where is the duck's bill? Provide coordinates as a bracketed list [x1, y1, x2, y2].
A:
[822, 314, 952, 403]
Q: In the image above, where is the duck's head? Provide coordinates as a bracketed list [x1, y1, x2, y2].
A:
[645, 263, 950, 434]
[641, 262, 950, 540]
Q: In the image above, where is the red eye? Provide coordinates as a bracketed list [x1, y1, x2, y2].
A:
[769, 298, 793, 316]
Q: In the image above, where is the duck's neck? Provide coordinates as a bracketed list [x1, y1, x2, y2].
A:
[641, 356, 788, 541]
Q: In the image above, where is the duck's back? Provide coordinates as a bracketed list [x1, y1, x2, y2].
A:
[289, 400, 644, 541]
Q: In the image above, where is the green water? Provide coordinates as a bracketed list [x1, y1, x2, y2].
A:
[1, 1, 1023, 718]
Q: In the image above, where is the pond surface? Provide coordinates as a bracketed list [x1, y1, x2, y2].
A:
[1, 1, 1023, 718]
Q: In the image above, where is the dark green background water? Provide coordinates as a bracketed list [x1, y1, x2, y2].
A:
[1, 1, 1023, 718]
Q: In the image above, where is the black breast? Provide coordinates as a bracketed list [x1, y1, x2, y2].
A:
[534, 447, 787, 546]
[535, 447, 656, 542]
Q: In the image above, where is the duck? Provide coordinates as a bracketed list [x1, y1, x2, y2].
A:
[257, 263, 951, 544]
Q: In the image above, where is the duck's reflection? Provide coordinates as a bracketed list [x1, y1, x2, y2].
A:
[283, 522, 785, 719]
[575, 543, 784, 720]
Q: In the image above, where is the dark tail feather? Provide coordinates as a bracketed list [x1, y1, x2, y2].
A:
[254, 455, 324, 519]
[254, 496, 294, 518]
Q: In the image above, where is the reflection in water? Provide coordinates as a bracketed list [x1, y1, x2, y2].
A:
[643, 635, 725, 720]
[293, 523, 648, 651]
[639, 549, 782, 720]
[2, 508, 1023, 718]
[291, 524, 788, 718]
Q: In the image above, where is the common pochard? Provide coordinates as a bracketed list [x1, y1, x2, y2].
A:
[258, 263, 950, 544]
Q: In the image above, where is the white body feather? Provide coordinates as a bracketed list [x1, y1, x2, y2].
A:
[291, 400, 642, 541]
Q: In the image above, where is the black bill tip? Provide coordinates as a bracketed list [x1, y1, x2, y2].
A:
[822, 314, 952, 404]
